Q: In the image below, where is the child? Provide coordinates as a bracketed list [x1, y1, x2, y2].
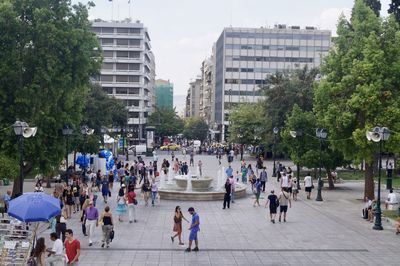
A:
[292, 180, 298, 201]
[235, 171, 241, 182]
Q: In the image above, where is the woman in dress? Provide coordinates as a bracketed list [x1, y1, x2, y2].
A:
[170, 206, 189, 245]
[173, 158, 180, 174]
[142, 178, 151, 207]
[115, 185, 127, 222]
[64, 186, 74, 218]
[33, 237, 46, 266]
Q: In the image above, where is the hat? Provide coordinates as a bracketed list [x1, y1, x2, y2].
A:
[121, 184, 126, 187]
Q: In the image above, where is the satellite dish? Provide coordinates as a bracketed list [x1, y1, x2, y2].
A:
[289, 131, 297, 138]
[23, 127, 37, 138]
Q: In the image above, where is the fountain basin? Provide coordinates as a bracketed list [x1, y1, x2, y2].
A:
[191, 177, 213, 191]
[158, 183, 247, 201]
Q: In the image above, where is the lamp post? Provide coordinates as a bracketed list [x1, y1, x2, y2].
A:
[290, 130, 302, 190]
[62, 125, 73, 183]
[366, 126, 390, 230]
[12, 120, 37, 197]
[81, 125, 94, 182]
[315, 128, 327, 202]
[272, 127, 279, 177]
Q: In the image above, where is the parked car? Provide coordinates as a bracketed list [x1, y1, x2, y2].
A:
[160, 143, 181, 151]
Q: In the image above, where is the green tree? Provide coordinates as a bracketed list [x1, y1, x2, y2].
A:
[0, 154, 18, 181]
[182, 118, 208, 141]
[282, 105, 348, 189]
[0, 0, 100, 195]
[228, 102, 266, 145]
[148, 107, 184, 141]
[364, 0, 381, 16]
[314, 0, 400, 198]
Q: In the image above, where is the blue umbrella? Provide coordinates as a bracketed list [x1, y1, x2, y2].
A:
[8, 192, 61, 222]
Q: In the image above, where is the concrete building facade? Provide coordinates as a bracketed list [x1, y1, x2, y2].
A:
[214, 25, 331, 141]
[91, 20, 156, 144]
[155, 79, 173, 110]
[185, 78, 201, 118]
[199, 57, 215, 124]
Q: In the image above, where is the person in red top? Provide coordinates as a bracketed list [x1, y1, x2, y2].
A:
[64, 229, 80, 266]
[127, 185, 137, 223]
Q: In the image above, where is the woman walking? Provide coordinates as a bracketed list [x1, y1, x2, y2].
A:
[101, 177, 109, 203]
[33, 237, 46, 266]
[116, 185, 127, 222]
[142, 178, 151, 207]
[127, 184, 137, 223]
[151, 178, 158, 207]
[171, 206, 189, 245]
[100, 206, 114, 248]
[64, 186, 74, 219]
[108, 170, 114, 192]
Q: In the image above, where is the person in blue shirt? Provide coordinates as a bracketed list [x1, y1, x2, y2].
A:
[253, 178, 262, 207]
[225, 165, 233, 178]
[185, 207, 200, 252]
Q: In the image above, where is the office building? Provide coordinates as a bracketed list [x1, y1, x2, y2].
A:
[155, 79, 173, 110]
[91, 20, 156, 144]
[214, 25, 331, 141]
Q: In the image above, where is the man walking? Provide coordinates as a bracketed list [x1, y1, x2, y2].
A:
[225, 165, 233, 178]
[223, 178, 231, 209]
[304, 173, 313, 199]
[259, 167, 267, 192]
[45, 232, 64, 266]
[186, 207, 200, 252]
[85, 201, 98, 246]
[265, 190, 278, 223]
[189, 151, 194, 166]
[278, 188, 291, 222]
[64, 229, 80, 266]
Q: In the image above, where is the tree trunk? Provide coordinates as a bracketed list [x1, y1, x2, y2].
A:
[46, 174, 51, 188]
[364, 162, 374, 200]
[11, 177, 21, 198]
[325, 168, 335, 189]
[73, 150, 77, 170]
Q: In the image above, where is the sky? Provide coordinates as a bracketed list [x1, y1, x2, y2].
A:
[73, 0, 391, 113]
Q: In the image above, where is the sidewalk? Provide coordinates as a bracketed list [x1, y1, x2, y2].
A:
[1, 153, 400, 265]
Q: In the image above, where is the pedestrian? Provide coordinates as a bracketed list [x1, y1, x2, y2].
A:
[229, 175, 236, 203]
[223, 178, 231, 209]
[33, 237, 46, 266]
[64, 229, 81, 266]
[80, 199, 90, 236]
[292, 180, 298, 201]
[85, 201, 99, 246]
[304, 173, 313, 199]
[142, 179, 151, 207]
[2, 189, 11, 217]
[171, 150, 175, 162]
[108, 170, 114, 192]
[241, 164, 247, 183]
[127, 185, 137, 223]
[259, 167, 267, 192]
[45, 232, 64, 266]
[278, 188, 291, 222]
[280, 172, 289, 191]
[55, 210, 68, 243]
[171, 206, 189, 245]
[287, 175, 293, 196]
[100, 206, 114, 248]
[265, 190, 278, 223]
[189, 150, 194, 166]
[71, 181, 80, 213]
[116, 185, 127, 222]
[253, 178, 262, 207]
[151, 178, 158, 207]
[225, 165, 233, 178]
[101, 177, 109, 203]
[64, 186, 74, 219]
[185, 207, 200, 252]
[387, 162, 393, 178]
[153, 151, 158, 172]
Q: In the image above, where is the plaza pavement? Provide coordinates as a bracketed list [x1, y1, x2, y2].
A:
[2, 151, 400, 265]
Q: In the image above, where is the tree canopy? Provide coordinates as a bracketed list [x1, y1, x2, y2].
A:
[148, 107, 184, 139]
[183, 117, 208, 141]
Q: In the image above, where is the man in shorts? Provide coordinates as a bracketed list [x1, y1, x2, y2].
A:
[186, 207, 200, 252]
[265, 190, 278, 223]
[278, 188, 291, 222]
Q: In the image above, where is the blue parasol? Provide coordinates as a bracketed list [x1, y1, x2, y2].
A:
[8, 192, 61, 222]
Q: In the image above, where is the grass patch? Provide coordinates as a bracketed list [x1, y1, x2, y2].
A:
[383, 210, 400, 220]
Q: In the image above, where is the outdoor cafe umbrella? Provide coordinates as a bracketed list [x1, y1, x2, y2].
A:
[8, 192, 61, 222]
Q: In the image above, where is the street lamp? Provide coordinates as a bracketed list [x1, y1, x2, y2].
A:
[290, 130, 303, 190]
[12, 120, 37, 197]
[315, 128, 328, 201]
[366, 126, 390, 230]
[272, 127, 279, 177]
[81, 125, 94, 181]
[62, 125, 73, 183]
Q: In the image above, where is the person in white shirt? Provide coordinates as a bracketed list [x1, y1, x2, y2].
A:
[385, 189, 398, 210]
[304, 173, 313, 200]
[46, 232, 65, 266]
[280, 173, 289, 190]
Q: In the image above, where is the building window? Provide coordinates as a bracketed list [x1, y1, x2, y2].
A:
[116, 88, 128, 94]
[116, 28, 129, 34]
[116, 39, 129, 46]
[116, 76, 128, 83]
[128, 88, 140, 94]
[103, 87, 113, 94]
[102, 63, 113, 70]
[101, 27, 114, 34]
[103, 51, 113, 58]
[101, 38, 114, 46]
[100, 75, 113, 82]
